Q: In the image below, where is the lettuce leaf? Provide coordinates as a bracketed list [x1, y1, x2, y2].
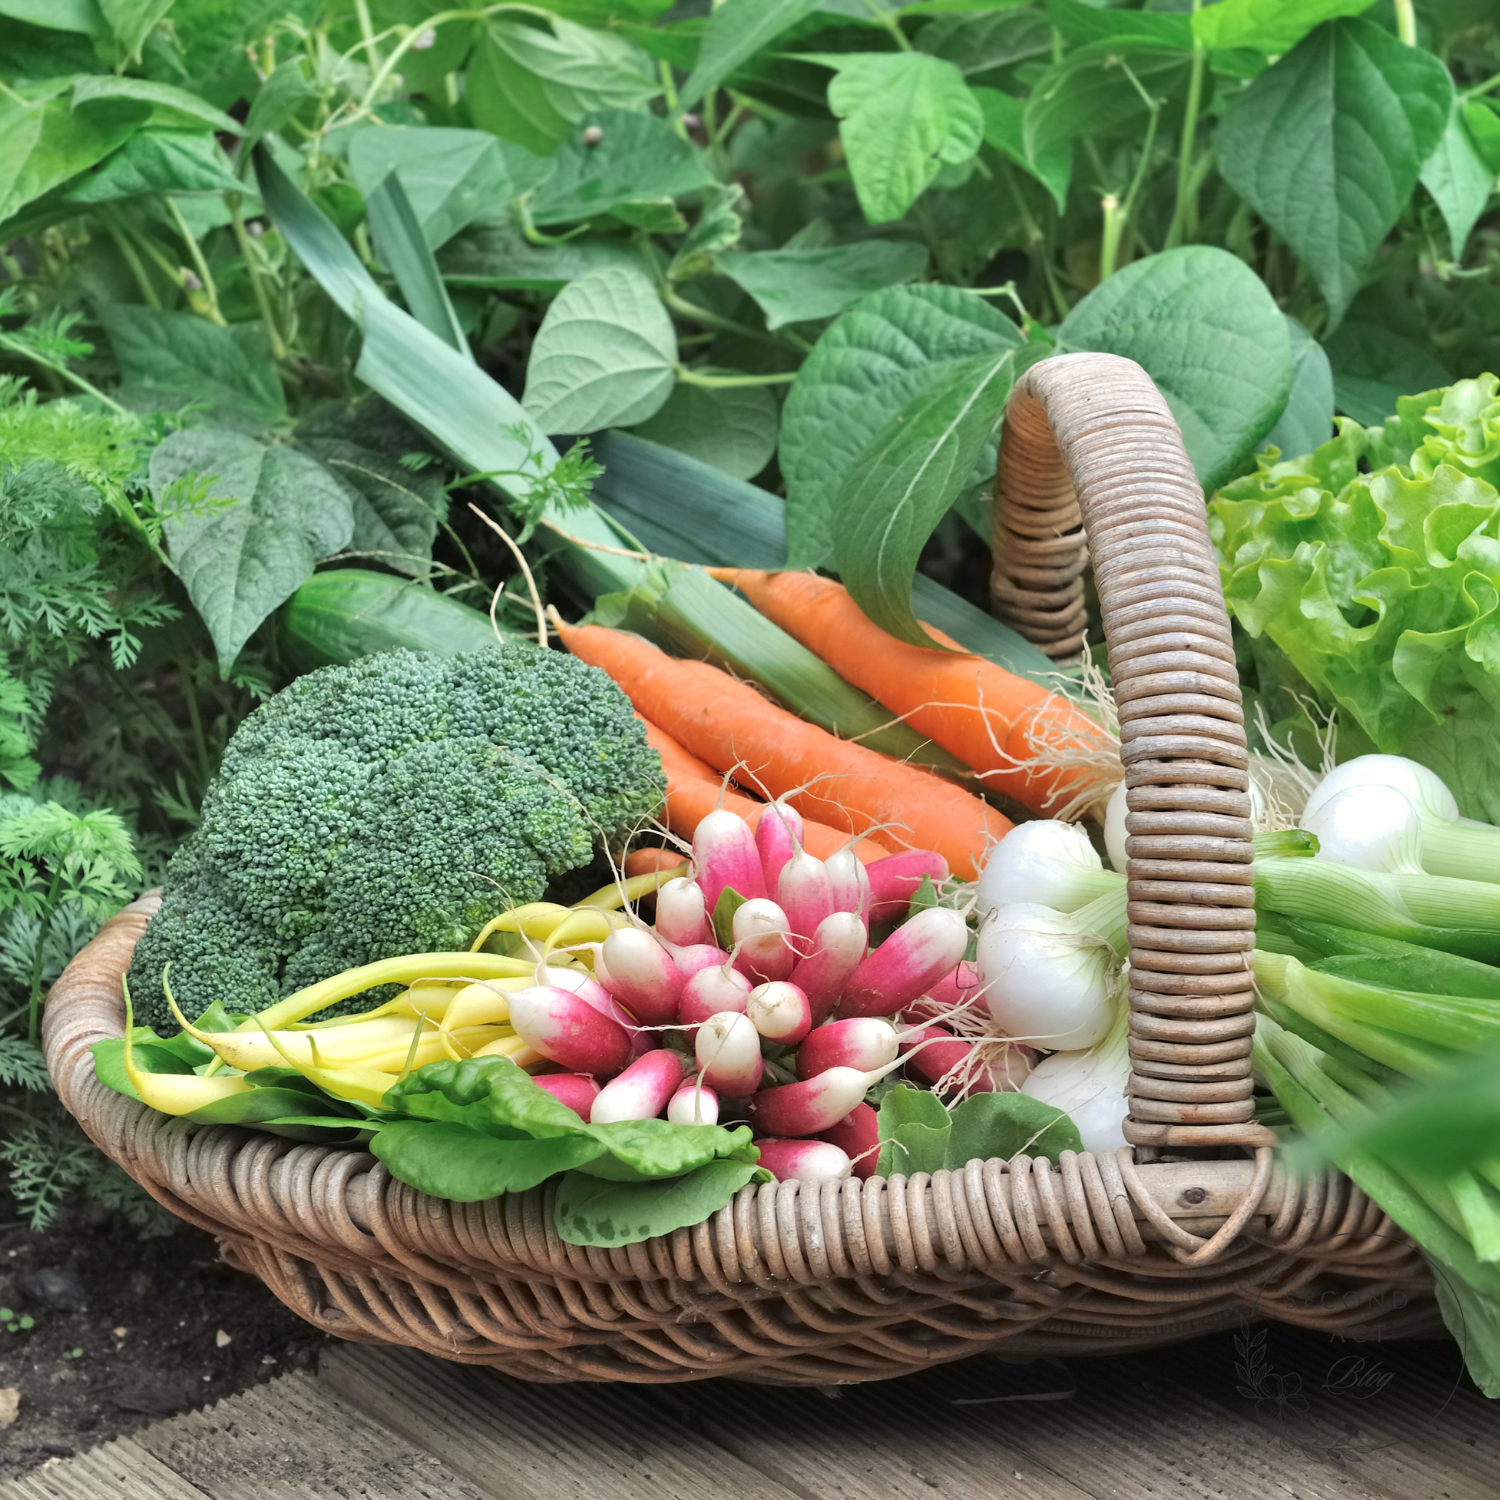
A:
[1213, 375, 1500, 822]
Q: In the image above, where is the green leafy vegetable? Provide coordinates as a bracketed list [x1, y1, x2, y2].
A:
[555, 1158, 764, 1247]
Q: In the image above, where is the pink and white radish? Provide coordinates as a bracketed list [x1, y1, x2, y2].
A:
[902, 1026, 1033, 1096]
[795, 1017, 899, 1079]
[531, 1073, 600, 1120]
[903, 959, 983, 1025]
[590, 1049, 684, 1124]
[776, 849, 833, 944]
[825, 846, 870, 920]
[507, 986, 635, 1076]
[667, 1077, 720, 1126]
[838, 906, 969, 1018]
[755, 801, 804, 897]
[655, 878, 711, 947]
[865, 850, 949, 923]
[693, 1011, 764, 1097]
[665, 942, 729, 980]
[599, 926, 684, 1026]
[731, 898, 794, 983]
[754, 1138, 852, 1183]
[746, 981, 812, 1045]
[820, 1103, 879, 1179]
[677, 962, 753, 1029]
[694, 808, 766, 912]
[538, 960, 648, 1054]
[789, 911, 867, 1026]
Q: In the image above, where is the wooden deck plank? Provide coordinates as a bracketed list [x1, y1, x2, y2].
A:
[320, 1343, 805, 1500]
[0, 1437, 210, 1500]
[132, 1370, 490, 1500]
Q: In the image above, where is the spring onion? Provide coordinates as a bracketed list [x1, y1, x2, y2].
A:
[1019, 1000, 1130, 1152]
[976, 819, 1121, 915]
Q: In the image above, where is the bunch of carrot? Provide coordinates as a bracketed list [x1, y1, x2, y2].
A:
[554, 572, 1102, 881]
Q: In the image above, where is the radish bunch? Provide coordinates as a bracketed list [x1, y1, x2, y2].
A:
[502, 803, 1017, 1183]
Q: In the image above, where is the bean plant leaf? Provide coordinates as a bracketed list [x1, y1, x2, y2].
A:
[467, 15, 659, 156]
[243, 57, 318, 143]
[0, 0, 105, 34]
[1192, 0, 1376, 54]
[347, 126, 552, 249]
[915, 9, 1053, 77]
[972, 85, 1071, 212]
[555, 1158, 764, 1246]
[149, 428, 355, 670]
[0, 86, 148, 222]
[834, 346, 1037, 650]
[170, 0, 318, 109]
[1420, 101, 1494, 261]
[1056, 246, 1293, 491]
[715, 242, 929, 329]
[99, 0, 175, 58]
[1262, 317, 1335, 462]
[373, 1120, 604, 1199]
[944, 1091, 1082, 1170]
[678, 0, 821, 110]
[624, 373, 779, 482]
[60, 129, 245, 203]
[528, 110, 715, 228]
[781, 284, 1024, 568]
[1047, 0, 1192, 49]
[809, 51, 984, 225]
[669, 183, 744, 282]
[71, 76, 244, 136]
[440, 226, 649, 293]
[1215, 17, 1452, 325]
[103, 305, 286, 423]
[1466, 98, 1500, 172]
[1024, 43, 1192, 162]
[522, 265, 678, 434]
[1323, 321, 1450, 425]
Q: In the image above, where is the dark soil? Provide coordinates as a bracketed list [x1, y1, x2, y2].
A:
[0, 1205, 326, 1478]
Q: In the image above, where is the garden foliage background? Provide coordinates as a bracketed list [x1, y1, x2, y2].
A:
[0, 0, 1498, 1231]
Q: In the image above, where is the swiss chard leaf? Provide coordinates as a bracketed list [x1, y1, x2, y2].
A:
[372, 1120, 604, 1199]
[944, 1091, 1082, 1169]
[876, 1084, 951, 1177]
[554, 1157, 764, 1247]
[1057, 246, 1293, 492]
[1214, 18, 1452, 325]
[149, 427, 354, 670]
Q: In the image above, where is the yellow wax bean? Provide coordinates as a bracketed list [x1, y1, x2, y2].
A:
[250, 952, 538, 1031]
[468, 903, 572, 953]
[184, 1015, 425, 1073]
[577, 868, 689, 911]
[540, 908, 619, 955]
[355, 1025, 509, 1073]
[471, 1034, 542, 1066]
[441, 982, 514, 1032]
[122, 983, 252, 1117]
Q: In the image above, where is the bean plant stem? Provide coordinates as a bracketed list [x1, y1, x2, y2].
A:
[165, 198, 226, 323]
[865, 0, 911, 51]
[1165, 3, 1206, 250]
[675, 366, 796, 388]
[227, 194, 287, 359]
[102, 208, 162, 308]
[1394, 0, 1416, 45]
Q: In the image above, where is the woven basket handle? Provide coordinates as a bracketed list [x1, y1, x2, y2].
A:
[993, 353, 1275, 1150]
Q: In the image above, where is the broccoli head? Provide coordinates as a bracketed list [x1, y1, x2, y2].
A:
[127, 644, 663, 1030]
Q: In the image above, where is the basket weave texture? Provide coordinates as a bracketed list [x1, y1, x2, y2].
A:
[45, 355, 1440, 1383]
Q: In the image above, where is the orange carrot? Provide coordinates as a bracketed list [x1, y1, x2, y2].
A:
[709, 569, 1102, 814]
[639, 719, 886, 864]
[561, 622, 1010, 878]
[622, 848, 689, 878]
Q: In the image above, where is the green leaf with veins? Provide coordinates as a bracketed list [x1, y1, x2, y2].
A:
[1024, 43, 1192, 162]
[808, 51, 984, 225]
[0, 86, 147, 223]
[1192, 0, 1376, 53]
[715, 242, 928, 330]
[972, 85, 1070, 212]
[1420, 101, 1494, 262]
[669, 184, 744, 283]
[678, 0, 822, 111]
[1215, 17, 1451, 325]
[1047, 0, 1192, 48]
[944, 1091, 1082, 1169]
[780, 284, 1024, 568]
[915, 9, 1053, 77]
[440, 226, 649, 293]
[527, 110, 715, 228]
[833, 346, 1039, 650]
[102, 305, 285, 423]
[170, 0, 320, 109]
[556, 1158, 764, 1247]
[466, 15, 659, 156]
[149, 428, 354, 671]
[373, 1121, 605, 1199]
[243, 58, 318, 145]
[522, 266, 678, 435]
[876, 1085, 950, 1177]
[1057, 246, 1292, 492]
[63, 130, 246, 204]
[71, 77, 244, 136]
[625, 373, 779, 482]
[98, 0, 174, 58]
[1262, 317, 1335, 462]
[1323, 322, 1450, 427]
[348, 127, 552, 249]
[0, 0, 105, 34]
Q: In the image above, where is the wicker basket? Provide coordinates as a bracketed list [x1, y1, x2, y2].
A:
[45, 354, 1440, 1384]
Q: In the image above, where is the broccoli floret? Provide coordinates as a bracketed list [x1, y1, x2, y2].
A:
[128, 645, 663, 1031]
